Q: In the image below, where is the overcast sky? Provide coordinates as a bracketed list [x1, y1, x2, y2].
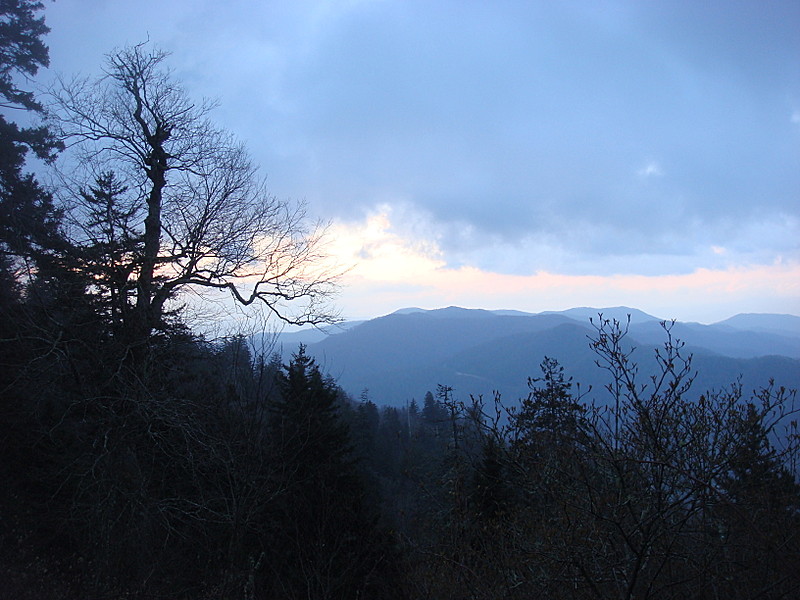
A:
[40, 1, 799, 323]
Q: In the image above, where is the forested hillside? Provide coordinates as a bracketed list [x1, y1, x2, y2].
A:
[291, 307, 800, 407]
[1, 3, 798, 598]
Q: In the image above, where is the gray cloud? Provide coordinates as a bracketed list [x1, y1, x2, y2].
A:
[42, 0, 799, 278]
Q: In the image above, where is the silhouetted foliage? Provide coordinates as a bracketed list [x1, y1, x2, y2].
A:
[49, 43, 340, 346]
[2, 5, 798, 598]
[398, 319, 800, 600]
[0, 0, 62, 266]
[263, 346, 398, 599]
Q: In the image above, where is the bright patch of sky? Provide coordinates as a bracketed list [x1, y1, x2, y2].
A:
[41, 0, 800, 322]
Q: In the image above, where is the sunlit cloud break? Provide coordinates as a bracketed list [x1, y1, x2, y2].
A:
[40, 0, 800, 323]
[328, 209, 800, 324]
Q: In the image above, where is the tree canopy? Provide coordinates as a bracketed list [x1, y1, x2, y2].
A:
[49, 43, 340, 342]
[0, 5, 797, 599]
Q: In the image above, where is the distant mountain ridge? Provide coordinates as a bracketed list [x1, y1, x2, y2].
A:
[267, 307, 800, 407]
[714, 313, 800, 337]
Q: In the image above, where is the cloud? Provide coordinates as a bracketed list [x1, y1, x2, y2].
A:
[327, 209, 800, 323]
[637, 161, 664, 178]
[40, 1, 800, 322]
[339, 248, 800, 325]
[326, 204, 444, 282]
[325, 200, 799, 280]
[46, 2, 799, 238]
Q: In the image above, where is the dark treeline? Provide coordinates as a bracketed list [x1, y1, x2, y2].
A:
[1, 3, 799, 598]
[4, 303, 800, 598]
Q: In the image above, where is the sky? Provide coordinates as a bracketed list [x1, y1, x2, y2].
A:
[38, 0, 800, 324]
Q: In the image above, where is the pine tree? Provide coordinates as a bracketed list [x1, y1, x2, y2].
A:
[714, 402, 800, 597]
[270, 346, 354, 479]
[513, 357, 586, 450]
[266, 346, 391, 599]
[0, 0, 62, 268]
[74, 172, 143, 333]
[473, 435, 509, 521]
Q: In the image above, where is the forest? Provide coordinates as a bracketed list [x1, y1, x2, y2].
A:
[1, 3, 799, 598]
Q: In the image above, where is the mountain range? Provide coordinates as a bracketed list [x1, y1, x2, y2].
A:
[265, 307, 800, 407]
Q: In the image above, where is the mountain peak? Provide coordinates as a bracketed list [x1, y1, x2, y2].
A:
[539, 306, 660, 324]
[291, 305, 799, 407]
[390, 307, 426, 315]
[390, 306, 497, 319]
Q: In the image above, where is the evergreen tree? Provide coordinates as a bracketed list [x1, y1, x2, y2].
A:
[73, 172, 143, 334]
[266, 346, 392, 599]
[352, 392, 380, 470]
[270, 346, 354, 478]
[513, 357, 586, 449]
[508, 358, 588, 508]
[408, 397, 420, 429]
[473, 435, 509, 521]
[714, 402, 800, 597]
[0, 0, 62, 268]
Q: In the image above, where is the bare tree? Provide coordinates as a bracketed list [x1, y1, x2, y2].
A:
[572, 317, 800, 600]
[417, 318, 800, 600]
[48, 43, 339, 342]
